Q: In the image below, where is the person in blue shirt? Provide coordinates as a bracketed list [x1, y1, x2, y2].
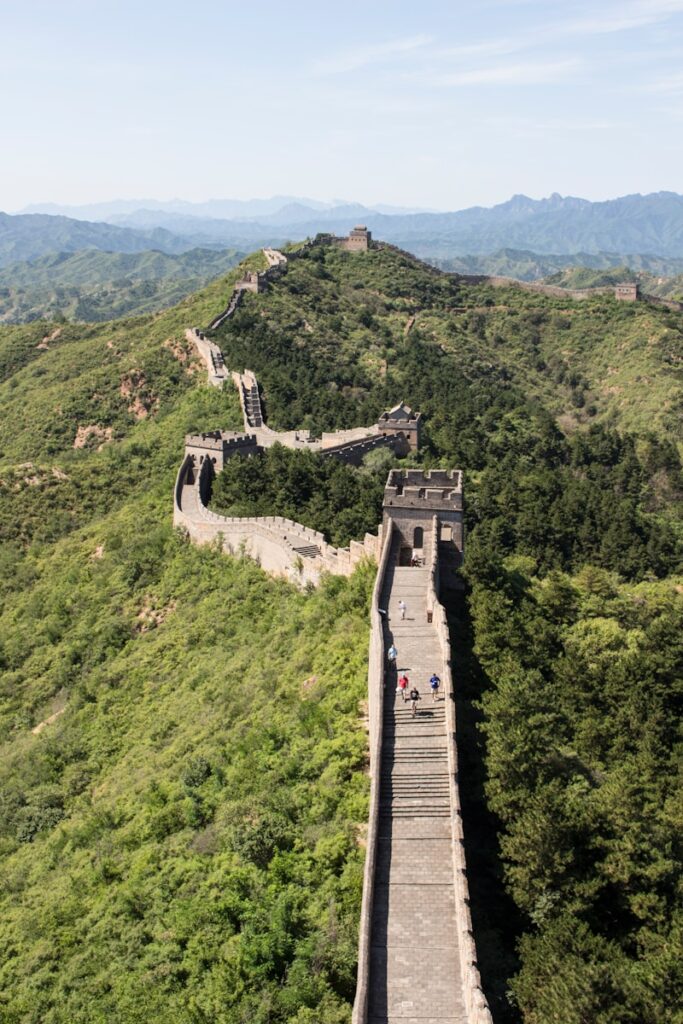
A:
[429, 673, 441, 701]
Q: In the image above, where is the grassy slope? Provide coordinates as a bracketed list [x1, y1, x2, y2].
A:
[0, 242, 681, 1023]
[0, 253, 374, 1023]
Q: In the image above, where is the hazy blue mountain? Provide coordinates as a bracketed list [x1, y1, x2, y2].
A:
[7, 192, 683, 271]
[103, 191, 683, 259]
[270, 192, 683, 258]
[0, 212, 225, 268]
[18, 196, 334, 221]
[20, 196, 432, 222]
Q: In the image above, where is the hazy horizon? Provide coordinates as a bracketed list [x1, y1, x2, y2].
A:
[3, 0, 683, 212]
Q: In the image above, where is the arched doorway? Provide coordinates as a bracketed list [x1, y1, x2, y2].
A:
[413, 526, 424, 550]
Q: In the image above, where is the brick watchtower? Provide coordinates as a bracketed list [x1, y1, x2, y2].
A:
[382, 468, 463, 571]
[377, 402, 422, 452]
[615, 282, 639, 302]
[342, 225, 371, 251]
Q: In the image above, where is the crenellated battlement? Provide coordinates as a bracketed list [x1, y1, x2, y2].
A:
[384, 468, 463, 509]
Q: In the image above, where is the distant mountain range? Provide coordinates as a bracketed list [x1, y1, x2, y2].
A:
[10, 191, 683, 259]
[0, 212, 201, 268]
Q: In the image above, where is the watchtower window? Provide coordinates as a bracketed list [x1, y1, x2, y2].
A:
[413, 526, 424, 549]
[440, 524, 452, 542]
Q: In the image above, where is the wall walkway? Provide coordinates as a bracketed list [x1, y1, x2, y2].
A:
[353, 520, 492, 1024]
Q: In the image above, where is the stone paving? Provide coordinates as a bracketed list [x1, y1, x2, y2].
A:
[368, 560, 466, 1024]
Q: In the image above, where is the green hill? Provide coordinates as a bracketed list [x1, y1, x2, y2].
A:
[544, 263, 683, 303]
[0, 247, 244, 323]
[431, 248, 683, 281]
[0, 242, 681, 1023]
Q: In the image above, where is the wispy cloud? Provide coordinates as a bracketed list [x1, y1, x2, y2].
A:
[434, 58, 582, 87]
[435, 0, 683, 71]
[311, 34, 432, 75]
[645, 70, 683, 92]
[561, 0, 683, 37]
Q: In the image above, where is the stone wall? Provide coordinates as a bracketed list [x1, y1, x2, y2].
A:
[427, 516, 492, 1024]
[318, 431, 403, 466]
[174, 455, 381, 587]
[453, 272, 683, 310]
[351, 518, 394, 1024]
[186, 328, 229, 387]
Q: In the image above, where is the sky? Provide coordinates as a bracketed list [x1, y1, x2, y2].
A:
[2, 0, 683, 212]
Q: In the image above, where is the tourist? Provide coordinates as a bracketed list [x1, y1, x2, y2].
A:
[429, 672, 441, 701]
[398, 599, 407, 620]
[397, 673, 409, 700]
[387, 643, 398, 667]
[409, 686, 421, 716]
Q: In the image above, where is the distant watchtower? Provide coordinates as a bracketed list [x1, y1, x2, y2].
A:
[377, 402, 422, 452]
[615, 282, 639, 302]
[236, 271, 263, 294]
[341, 225, 372, 252]
[383, 469, 463, 573]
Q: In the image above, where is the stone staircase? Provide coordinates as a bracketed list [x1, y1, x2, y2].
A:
[368, 560, 466, 1024]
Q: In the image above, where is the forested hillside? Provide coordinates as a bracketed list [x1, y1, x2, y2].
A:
[0, 241, 681, 1023]
[0, 248, 243, 323]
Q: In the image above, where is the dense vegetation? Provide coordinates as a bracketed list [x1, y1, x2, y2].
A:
[0, 248, 243, 323]
[210, 444, 392, 548]
[0, 240, 681, 1022]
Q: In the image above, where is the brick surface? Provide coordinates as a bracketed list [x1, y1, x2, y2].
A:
[368, 555, 464, 1022]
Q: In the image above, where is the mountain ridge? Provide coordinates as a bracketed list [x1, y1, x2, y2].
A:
[8, 191, 683, 261]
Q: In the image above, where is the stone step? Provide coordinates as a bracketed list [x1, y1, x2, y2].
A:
[370, 1018, 466, 1024]
[384, 749, 448, 759]
[382, 785, 450, 795]
[383, 804, 451, 814]
[385, 745, 448, 753]
[382, 771, 450, 780]
[382, 774, 450, 784]
[380, 810, 451, 818]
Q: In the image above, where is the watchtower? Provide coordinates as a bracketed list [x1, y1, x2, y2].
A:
[343, 225, 371, 252]
[377, 402, 422, 452]
[615, 282, 639, 302]
[383, 469, 463, 568]
[184, 431, 259, 476]
[236, 271, 263, 294]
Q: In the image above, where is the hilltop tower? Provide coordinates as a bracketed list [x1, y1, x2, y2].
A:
[339, 225, 371, 252]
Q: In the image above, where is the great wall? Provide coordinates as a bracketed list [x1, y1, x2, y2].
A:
[174, 227, 682, 1022]
[173, 228, 494, 1022]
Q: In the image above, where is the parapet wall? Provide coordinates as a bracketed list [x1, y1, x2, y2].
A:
[427, 516, 493, 1024]
[174, 454, 381, 587]
[318, 431, 402, 466]
[351, 518, 393, 1024]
